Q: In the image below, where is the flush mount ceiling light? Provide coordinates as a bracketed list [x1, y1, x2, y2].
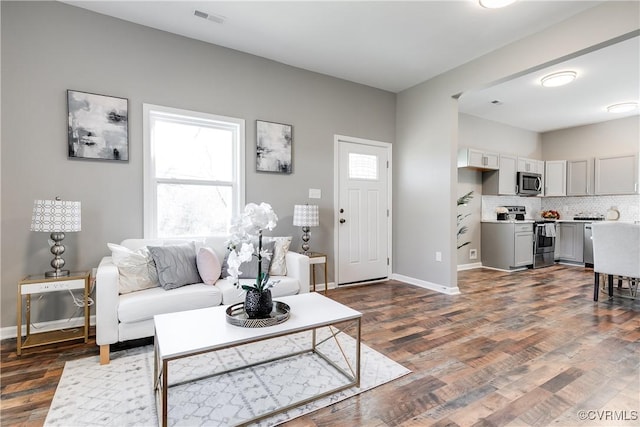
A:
[479, 0, 517, 8]
[607, 102, 639, 113]
[540, 71, 577, 88]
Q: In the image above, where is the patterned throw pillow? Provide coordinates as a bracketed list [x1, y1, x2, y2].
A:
[107, 243, 159, 294]
[148, 242, 202, 290]
[265, 236, 292, 276]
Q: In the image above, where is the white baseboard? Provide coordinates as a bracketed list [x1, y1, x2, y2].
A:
[391, 273, 461, 295]
[1, 315, 96, 341]
[457, 262, 483, 271]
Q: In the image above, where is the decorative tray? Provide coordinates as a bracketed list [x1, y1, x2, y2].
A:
[225, 301, 290, 328]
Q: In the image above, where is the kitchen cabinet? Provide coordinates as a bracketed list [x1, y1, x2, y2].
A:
[556, 222, 584, 263]
[567, 159, 594, 196]
[482, 154, 517, 196]
[481, 222, 533, 270]
[594, 153, 638, 195]
[545, 160, 567, 197]
[517, 157, 542, 173]
[457, 148, 499, 170]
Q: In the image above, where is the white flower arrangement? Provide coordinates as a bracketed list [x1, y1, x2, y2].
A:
[226, 202, 279, 292]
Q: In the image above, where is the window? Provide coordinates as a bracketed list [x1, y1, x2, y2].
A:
[348, 153, 378, 180]
[143, 104, 245, 238]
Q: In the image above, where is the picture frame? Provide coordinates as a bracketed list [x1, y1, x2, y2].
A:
[256, 120, 292, 174]
[67, 90, 129, 161]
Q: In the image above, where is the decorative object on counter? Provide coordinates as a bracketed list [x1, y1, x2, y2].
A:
[67, 90, 128, 161]
[457, 191, 474, 249]
[226, 202, 279, 319]
[293, 204, 319, 255]
[541, 210, 560, 219]
[226, 301, 291, 327]
[495, 206, 509, 221]
[606, 207, 620, 221]
[30, 197, 82, 277]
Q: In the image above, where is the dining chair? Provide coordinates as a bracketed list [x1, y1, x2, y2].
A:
[591, 222, 640, 301]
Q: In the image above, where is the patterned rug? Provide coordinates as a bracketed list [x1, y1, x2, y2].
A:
[45, 329, 410, 426]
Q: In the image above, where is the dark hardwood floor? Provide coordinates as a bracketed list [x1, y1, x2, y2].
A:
[2, 265, 638, 426]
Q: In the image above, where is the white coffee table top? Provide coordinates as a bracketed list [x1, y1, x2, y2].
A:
[154, 292, 361, 360]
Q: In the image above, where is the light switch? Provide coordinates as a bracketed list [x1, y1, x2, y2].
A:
[309, 188, 321, 199]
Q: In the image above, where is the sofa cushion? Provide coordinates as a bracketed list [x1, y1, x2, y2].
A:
[265, 236, 292, 276]
[118, 283, 222, 324]
[148, 242, 201, 290]
[220, 240, 276, 279]
[107, 243, 159, 294]
[196, 247, 222, 285]
[216, 276, 300, 305]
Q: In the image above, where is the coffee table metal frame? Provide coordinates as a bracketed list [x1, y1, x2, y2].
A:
[153, 293, 362, 427]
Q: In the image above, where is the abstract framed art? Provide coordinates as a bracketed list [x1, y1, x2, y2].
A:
[67, 90, 129, 161]
[256, 120, 292, 174]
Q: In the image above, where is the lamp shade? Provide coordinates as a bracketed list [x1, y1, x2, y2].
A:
[293, 204, 319, 227]
[31, 199, 81, 232]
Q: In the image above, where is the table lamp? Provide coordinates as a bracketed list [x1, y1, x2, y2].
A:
[30, 197, 82, 277]
[293, 204, 319, 255]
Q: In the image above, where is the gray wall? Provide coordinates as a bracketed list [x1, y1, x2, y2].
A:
[0, 1, 396, 328]
[396, 1, 639, 290]
[542, 115, 639, 160]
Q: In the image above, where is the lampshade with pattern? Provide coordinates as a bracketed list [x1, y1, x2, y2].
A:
[31, 197, 81, 277]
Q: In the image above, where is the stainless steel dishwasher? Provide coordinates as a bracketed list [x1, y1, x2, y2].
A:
[584, 223, 593, 266]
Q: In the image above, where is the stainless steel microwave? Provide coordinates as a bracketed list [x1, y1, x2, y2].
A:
[517, 172, 542, 196]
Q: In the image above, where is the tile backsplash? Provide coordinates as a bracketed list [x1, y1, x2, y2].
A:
[542, 195, 639, 222]
[482, 194, 639, 221]
[482, 196, 542, 220]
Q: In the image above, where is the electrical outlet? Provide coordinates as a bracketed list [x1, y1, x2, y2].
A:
[435, 251, 442, 262]
[469, 249, 477, 260]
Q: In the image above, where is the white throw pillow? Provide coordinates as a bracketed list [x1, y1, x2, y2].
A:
[265, 236, 292, 276]
[196, 247, 222, 285]
[107, 243, 160, 294]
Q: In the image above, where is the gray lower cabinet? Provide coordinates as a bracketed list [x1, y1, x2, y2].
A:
[481, 222, 533, 270]
[556, 222, 584, 263]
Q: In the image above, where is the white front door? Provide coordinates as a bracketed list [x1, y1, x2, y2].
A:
[336, 137, 391, 285]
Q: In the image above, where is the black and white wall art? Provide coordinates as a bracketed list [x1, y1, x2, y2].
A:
[256, 120, 292, 174]
[67, 90, 129, 161]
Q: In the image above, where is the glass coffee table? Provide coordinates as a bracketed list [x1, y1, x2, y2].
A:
[153, 292, 362, 426]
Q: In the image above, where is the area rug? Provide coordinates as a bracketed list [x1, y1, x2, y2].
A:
[45, 329, 410, 426]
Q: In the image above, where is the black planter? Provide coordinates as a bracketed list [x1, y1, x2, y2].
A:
[244, 289, 273, 319]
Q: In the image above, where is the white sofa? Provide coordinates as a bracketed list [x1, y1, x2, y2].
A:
[96, 236, 310, 364]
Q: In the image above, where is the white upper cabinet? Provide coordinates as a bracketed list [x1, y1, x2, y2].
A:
[517, 157, 541, 173]
[594, 153, 639, 195]
[545, 160, 567, 197]
[482, 154, 517, 195]
[458, 148, 499, 170]
[567, 159, 594, 196]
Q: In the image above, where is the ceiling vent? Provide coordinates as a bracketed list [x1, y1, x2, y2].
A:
[193, 10, 226, 24]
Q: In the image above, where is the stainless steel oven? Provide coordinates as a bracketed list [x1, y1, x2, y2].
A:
[533, 220, 556, 268]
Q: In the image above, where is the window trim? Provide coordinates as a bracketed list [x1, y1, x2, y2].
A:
[142, 103, 245, 238]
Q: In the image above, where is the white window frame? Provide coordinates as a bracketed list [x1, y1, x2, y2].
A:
[142, 103, 245, 238]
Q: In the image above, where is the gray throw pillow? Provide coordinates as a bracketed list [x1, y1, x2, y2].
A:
[221, 240, 275, 279]
[148, 242, 202, 290]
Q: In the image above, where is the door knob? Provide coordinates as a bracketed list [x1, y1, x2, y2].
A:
[339, 218, 346, 224]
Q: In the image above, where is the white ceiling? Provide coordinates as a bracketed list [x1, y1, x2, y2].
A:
[61, 1, 639, 132]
